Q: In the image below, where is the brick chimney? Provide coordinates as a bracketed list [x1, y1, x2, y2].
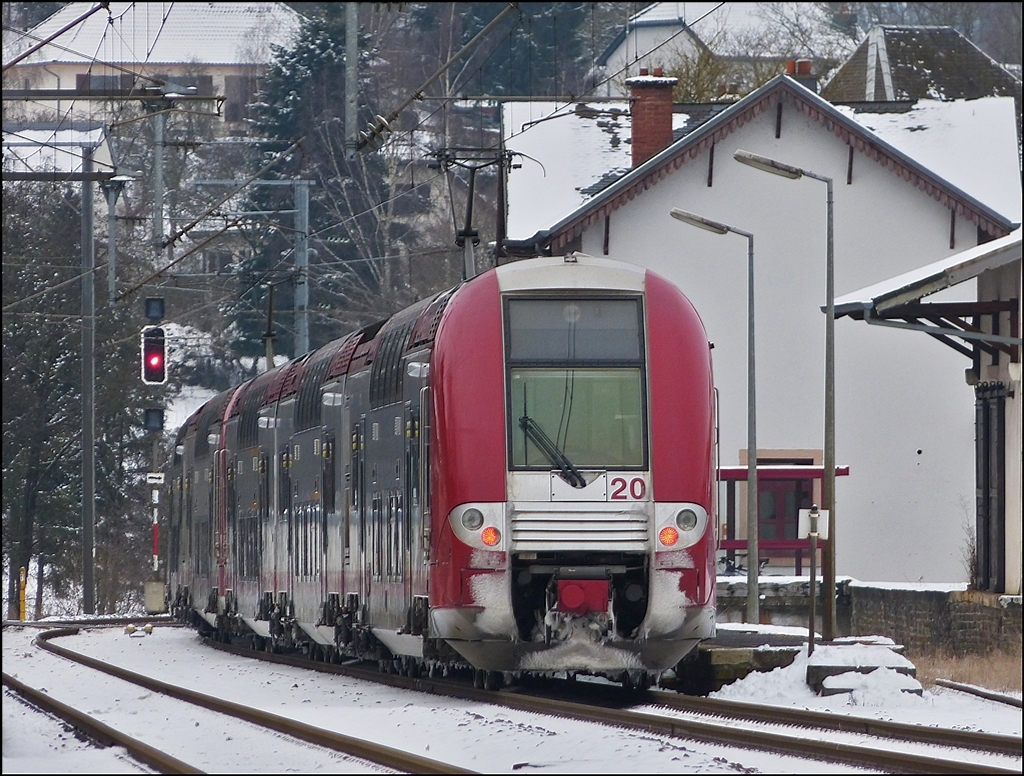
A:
[785, 58, 818, 93]
[626, 67, 678, 168]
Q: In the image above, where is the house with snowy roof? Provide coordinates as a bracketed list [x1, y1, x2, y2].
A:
[821, 24, 1022, 169]
[821, 25, 1022, 104]
[499, 72, 1021, 594]
[4, 2, 302, 132]
[591, 2, 853, 98]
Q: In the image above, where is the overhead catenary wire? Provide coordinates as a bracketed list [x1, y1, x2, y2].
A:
[377, 2, 725, 152]
[6, 3, 727, 353]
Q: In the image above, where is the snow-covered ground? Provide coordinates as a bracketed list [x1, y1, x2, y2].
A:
[3, 623, 1020, 773]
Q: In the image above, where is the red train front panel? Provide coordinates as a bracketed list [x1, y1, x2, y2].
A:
[428, 255, 716, 676]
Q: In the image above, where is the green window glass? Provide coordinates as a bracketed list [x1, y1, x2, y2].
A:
[510, 368, 644, 467]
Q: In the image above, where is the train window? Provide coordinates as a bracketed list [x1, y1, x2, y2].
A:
[506, 298, 641, 362]
[278, 445, 291, 520]
[323, 435, 336, 517]
[510, 368, 644, 468]
[506, 296, 647, 471]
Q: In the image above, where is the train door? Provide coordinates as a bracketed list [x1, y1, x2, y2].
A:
[233, 449, 261, 616]
[212, 446, 225, 605]
[289, 428, 323, 625]
[225, 451, 238, 610]
[193, 458, 213, 614]
[277, 441, 292, 608]
[257, 449, 271, 618]
[353, 416, 369, 623]
[403, 402, 417, 621]
[321, 429, 338, 606]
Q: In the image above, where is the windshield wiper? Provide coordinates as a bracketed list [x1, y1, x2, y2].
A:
[518, 415, 587, 488]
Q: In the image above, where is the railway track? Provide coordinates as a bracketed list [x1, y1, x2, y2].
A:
[2, 670, 200, 774]
[15, 627, 474, 774]
[17, 625, 1022, 774]
[196, 634, 1021, 775]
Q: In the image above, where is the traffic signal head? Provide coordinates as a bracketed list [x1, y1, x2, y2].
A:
[144, 297, 165, 322]
[141, 326, 167, 384]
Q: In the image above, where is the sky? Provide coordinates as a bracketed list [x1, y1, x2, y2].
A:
[3, 622, 1020, 774]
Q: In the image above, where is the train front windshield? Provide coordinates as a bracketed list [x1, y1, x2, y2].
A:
[505, 297, 647, 471]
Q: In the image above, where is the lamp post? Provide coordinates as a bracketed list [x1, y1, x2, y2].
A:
[670, 207, 759, 624]
[732, 149, 837, 641]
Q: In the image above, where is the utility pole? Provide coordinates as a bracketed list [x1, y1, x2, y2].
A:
[294, 179, 310, 356]
[195, 177, 312, 357]
[153, 109, 165, 252]
[101, 178, 127, 303]
[263, 282, 276, 371]
[81, 145, 95, 614]
[345, 1, 358, 161]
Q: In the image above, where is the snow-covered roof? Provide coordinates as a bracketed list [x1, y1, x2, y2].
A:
[7, 2, 302, 67]
[834, 96, 1021, 221]
[834, 227, 1022, 316]
[2, 122, 114, 175]
[503, 101, 723, 242]
[822, 25, 1023, 102]
[504, 75, 1018, 254]
[598, 2, 854, 65]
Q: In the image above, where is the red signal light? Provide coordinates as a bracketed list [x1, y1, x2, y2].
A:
[141, 326, 167, 384]
[659, 526, 679, 546]
[481, 526, 501, 547]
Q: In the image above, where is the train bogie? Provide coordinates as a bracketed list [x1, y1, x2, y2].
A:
[167, 254, 716, 683]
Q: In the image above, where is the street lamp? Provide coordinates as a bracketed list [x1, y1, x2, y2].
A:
[733, 148, 837, 641]
[670, 207, 760, 625]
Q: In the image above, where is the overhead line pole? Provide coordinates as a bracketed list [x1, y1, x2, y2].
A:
[345, 1, 358, 161]
[116, 139, 304, 301]
[294, 179, 310, 355]
[81, 145, 96, 614]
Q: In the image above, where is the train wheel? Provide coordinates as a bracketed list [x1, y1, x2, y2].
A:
[484, 671, 503, 691]
[621, 671, 651, 691]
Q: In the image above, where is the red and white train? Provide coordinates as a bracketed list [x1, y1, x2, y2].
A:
[167, 254, 716, 687]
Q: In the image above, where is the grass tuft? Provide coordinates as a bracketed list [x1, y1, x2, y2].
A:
[913, 644, 1022, 693]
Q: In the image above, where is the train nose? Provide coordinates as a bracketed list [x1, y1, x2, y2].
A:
[556, 579, 609, 615]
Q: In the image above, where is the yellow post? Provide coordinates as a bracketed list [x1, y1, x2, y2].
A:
[19, 566, 27, 621]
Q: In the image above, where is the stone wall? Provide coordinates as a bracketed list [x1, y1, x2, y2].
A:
[715, 578, 1022, 656]
[847, 584, 1021, 656]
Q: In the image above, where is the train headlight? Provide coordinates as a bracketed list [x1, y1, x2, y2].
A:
[449, 504, 505, 550]
[659, 526, 679, 546]
[481, 526, 501, 546]
[461, 508, 484, 530]
[676, 508, 698, 531]
[655, 503, 708, 549]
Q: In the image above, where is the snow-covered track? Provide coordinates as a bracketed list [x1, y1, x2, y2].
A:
[2, 670, 201, 773]
[638, 689, 1022, 756]
[202, 636, 1021, 775]
[33, 627, 475, 775]
[935, 679, 1022, 709]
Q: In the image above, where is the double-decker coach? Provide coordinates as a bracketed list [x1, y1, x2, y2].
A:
[168, 253, 716, 688]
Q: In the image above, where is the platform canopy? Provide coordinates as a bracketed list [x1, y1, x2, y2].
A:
[833, 228, 1021, 362]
